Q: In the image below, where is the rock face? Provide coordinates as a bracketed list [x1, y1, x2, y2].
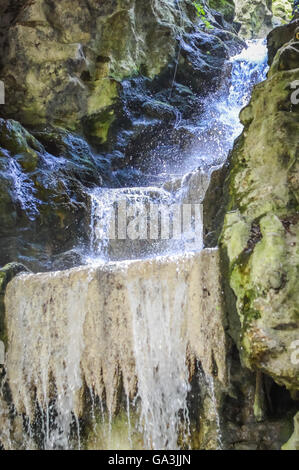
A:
[272, 0, 293, 24]
[234, 0, 293, 38]
[209, 0, 236, 22]
[267, 18, 299, 63]
[282, 412, 299, 449]
[220, 20, 299, 394]
[0, 0, 191, 134]
[0, 0, 239, 142]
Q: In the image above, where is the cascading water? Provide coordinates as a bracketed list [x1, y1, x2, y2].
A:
[1, 40, 268, 450]
[128, 272, 191, 449]
[180, 39, 269, 172]
[88, 177, 206, 262]
[88, 40, 268, 261]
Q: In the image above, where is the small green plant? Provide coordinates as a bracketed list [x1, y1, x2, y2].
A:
[193, 1, 213, 29]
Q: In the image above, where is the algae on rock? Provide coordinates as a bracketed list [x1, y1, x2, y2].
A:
[272, 0, 293, 23]
[209, 0, 235, 22]
[220, 20, 299, 394]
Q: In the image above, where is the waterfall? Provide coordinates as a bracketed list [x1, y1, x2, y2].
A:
[6, 156, 40, 220]
[3, 250, 226, 450]
[181, 39, 268, 172]
[128, 268, 190, 449]
[0, 40, 268, 450]
[88, 40, 268, 262]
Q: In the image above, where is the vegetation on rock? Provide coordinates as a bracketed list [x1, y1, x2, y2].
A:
[220, 19, 299, 395]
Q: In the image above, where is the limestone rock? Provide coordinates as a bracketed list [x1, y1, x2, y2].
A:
[211, 0, 293, 39]
[220, 22, 299, 393]
[272, 0, 293, 24]
[0, 262, 29, 345]
[267, 18, 299, 65]
[0, 0, 196, 134]
[2, 249, 227, 447]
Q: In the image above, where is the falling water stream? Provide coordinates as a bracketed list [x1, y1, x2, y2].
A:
[1, 40, 268, 450]
[88, 40, 268, 261]
[85, 39, 268, 450]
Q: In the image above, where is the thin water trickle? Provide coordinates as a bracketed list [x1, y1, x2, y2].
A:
[7, 158, 40, 219]
[206, 374, 223, 451]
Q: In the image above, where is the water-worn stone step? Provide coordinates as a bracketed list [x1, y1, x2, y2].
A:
[1, 248, 226, 448]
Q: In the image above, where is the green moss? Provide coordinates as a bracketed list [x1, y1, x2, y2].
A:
[82, 107, 116, 143]
[0, 263, 29, 346]
[272, 0, 293, 22]
[0, 119, 43, 159]
[221, 211, 250, 262]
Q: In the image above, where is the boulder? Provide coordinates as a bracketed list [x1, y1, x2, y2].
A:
[267, 18, 299, 65]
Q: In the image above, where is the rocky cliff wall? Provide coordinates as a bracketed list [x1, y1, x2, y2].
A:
[0, 0, 239, 138]
[220, 19, 299, 397]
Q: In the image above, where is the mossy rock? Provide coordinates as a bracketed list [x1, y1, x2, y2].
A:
[267, 18, 299, 65]
[0, 263, 29, 345]
[0, 0, 198, 137]
[84, 410, 143, 450]
[272, 0, 293, 23]
[220, 23, 299, 393]
[234, 0, 273, 39]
